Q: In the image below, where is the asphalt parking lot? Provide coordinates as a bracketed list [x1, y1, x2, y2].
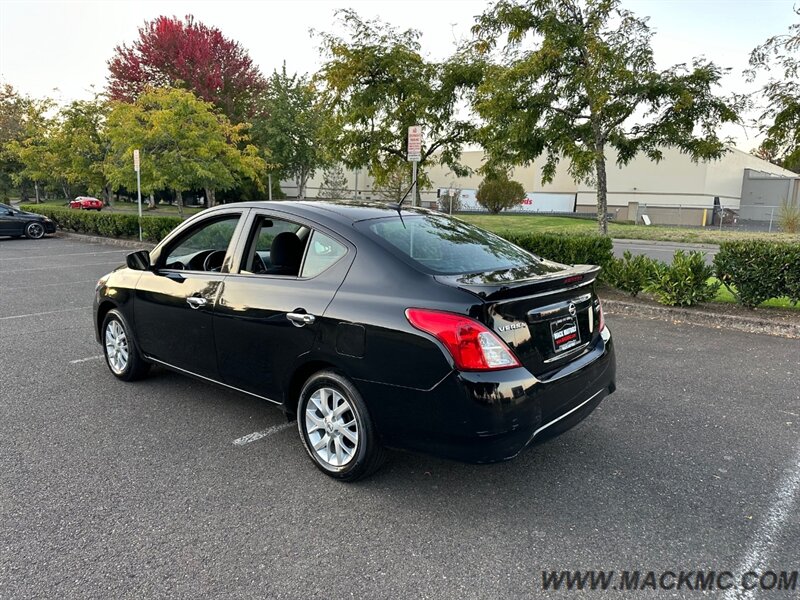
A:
[1, 234, 798, 599]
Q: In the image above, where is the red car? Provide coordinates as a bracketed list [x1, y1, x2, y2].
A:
[70, 196, 103, 211]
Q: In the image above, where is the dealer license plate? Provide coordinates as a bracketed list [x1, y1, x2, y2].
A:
[550, 316, 581, 353]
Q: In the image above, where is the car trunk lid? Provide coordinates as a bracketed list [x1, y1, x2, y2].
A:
[435, 262, 603, 379]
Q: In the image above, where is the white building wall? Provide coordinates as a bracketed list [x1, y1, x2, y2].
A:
[703, 147, 796, 207]
[287, 146, 795, 222]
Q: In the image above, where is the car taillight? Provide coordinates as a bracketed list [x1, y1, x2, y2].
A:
[405, 308, 521, 371]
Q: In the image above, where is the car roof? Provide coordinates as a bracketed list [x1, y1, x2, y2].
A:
[208, 200, 434, 227]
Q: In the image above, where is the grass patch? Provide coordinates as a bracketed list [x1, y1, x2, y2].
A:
[711, 278, 799, 310]
[458, 213, 800, 244]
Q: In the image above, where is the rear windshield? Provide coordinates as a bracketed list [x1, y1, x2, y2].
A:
[356, 214, 545, 275]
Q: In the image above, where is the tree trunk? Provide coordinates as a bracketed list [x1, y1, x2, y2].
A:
[595, 151, 608, 235]
[148, 193, 155, 209]
[592, 118, 609, 235]
[205, 187, 216, 208]
[176, 190, 185, 219]
[34, 181, 40, 204]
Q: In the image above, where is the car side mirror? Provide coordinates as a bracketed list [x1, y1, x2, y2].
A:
[126, 250, 152, 271]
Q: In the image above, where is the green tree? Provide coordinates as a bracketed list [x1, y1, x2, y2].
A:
[105, 87, 265, 217]
[748, 9, 800, 173]
[472, 0, 742, 233]
[51, 95, 113, 204]
[476, 172, 525, 213]
[5, 97, 59, 203]
[0, 84, 33, 200]
[317, 164, 349, 199]
[373, 159, 412, 203]
[316, 10, 482, 204]
[253, 65, 327, 198]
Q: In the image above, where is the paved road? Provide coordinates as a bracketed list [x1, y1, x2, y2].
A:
[613, 239, 719, 264]
[1, 235, 798, 599]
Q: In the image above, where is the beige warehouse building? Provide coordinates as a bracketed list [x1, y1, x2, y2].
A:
[295, 146, 798, 226]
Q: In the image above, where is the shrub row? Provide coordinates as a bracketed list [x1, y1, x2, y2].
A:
[605, 250, 719, 307]
[20, 205, 182, 243]
[714, 240, 800, 307]
[500, 231, 614, 269]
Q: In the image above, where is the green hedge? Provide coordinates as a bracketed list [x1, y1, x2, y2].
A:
[604, 250, 659, 297]
[500, 231, 614, 269]
[646, 250, 719, 307]
[714, 240, 800, 307]
[20, 205, 182, 243]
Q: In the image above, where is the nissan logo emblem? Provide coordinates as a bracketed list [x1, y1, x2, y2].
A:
[568, 303, 577, 316]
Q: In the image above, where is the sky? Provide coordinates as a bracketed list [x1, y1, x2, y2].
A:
[0, 0, 796, 150]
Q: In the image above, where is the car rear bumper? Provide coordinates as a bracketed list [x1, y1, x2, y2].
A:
[357, 327, 616, 463]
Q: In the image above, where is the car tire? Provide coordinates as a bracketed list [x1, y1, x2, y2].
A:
[24, 222, 45, 239]
[101, 309, 150, 381]
[297, 370, 386, 481]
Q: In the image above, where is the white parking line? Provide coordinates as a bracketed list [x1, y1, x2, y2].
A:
[0, 261, 122, 273]
[0, 249, 127, 261]
[69, 355, 104, 364]
[233, 422, 293, 446]
[1, 279, 99, 291]
[0, 307, 89, 320]
[723, 444, 800, 600]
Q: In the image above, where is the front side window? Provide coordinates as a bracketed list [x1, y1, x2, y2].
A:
[164, 215, 241, 272]
[301, 231, 348, 278]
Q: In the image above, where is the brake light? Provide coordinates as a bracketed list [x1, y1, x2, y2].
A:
[405, 308, 521, 371]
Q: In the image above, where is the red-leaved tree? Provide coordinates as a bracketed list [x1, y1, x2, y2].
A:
[107, 15, 267, 122]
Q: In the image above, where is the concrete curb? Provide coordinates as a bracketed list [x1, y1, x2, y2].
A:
[603, 298, 800, 339]
[55, 231, 156, 250]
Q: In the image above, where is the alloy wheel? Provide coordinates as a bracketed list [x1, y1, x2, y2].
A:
[305, 387, 359, 467]
[105, 320, 129, 374]
[27, 223, 44, 239]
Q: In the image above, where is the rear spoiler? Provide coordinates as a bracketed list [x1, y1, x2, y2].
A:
[435, 264, 601, 301]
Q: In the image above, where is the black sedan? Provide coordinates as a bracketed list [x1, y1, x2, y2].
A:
[94, 202, 616, 481]
[0, 203, 56, 239]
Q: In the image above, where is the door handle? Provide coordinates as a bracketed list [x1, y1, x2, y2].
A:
[186, 296, 208, 309]
[287, 312, 316, 327]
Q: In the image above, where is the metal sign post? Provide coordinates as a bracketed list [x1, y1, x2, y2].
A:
[133, 149, 142, 242]
[407, 125, 422, 206]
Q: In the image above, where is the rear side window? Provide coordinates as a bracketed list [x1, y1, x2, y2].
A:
[240, 216, 305, 275]
[301, 231, 347, 278]
[358, 214, 543, 275]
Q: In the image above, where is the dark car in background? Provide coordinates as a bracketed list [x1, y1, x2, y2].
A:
[0, 203, 56, 239]
[94, 202, 616, 481]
